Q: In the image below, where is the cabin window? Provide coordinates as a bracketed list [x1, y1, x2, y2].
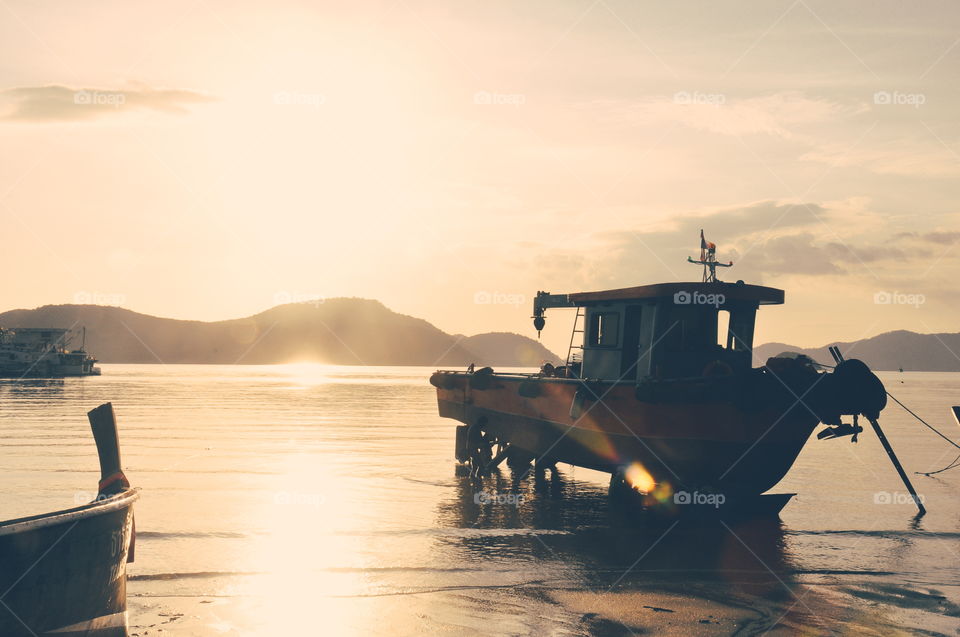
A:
[660, 307, 717, 353]
[727, 308, 755, 352]
[717, 310, 731, 348]
[589, 311, 620, 348]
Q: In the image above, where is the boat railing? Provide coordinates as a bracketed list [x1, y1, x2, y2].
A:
[431, 367, 777, 387]
[431, 369, 640, 386]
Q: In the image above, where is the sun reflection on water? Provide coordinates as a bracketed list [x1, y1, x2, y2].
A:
[238, 454, 370, 635]
[276, 362, 335, 388]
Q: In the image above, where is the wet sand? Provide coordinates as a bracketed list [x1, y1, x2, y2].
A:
[128, 576, 960, 636]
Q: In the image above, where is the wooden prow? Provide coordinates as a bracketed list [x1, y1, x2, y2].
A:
[87, 402, 135, 561]
[87, 403, 129, 497]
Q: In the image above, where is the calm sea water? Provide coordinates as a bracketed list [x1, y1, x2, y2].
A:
[2, 365, 960, 635]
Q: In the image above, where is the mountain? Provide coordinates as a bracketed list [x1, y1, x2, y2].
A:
[8, 302, 951, 371]
[0, 300, 561, 367]
[455, 332, 561, 370]
[753, 330, 960, 371]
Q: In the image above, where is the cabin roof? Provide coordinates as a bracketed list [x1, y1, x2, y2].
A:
[567, 281, 784, 305]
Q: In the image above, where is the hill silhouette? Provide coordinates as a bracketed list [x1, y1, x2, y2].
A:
[0, 299, 560, 367]
[5, 302, 953, 371]
[753, 330, 960, 371]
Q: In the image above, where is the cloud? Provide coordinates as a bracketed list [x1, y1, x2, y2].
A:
[920, 231, 960, 245]
[586, 92, 850, 139]
[740, 233, 845, 275]
[0, 83, 215, 122]
[599, 200, 829, 248]
[800, 142, 960, 177]
[597, 201, 839, 279]
[522, 198, 950, 289]
[890, 230, 959, 245]
[515, 200, 834, 287]
[734, 235, 927, 277]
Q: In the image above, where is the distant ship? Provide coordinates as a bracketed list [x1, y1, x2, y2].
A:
[0, 327, 101, 377]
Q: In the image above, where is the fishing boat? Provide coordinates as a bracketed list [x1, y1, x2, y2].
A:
[0, 327, 101, 377]
[431, 232, 918, 513]
[0, 403, 138, 636]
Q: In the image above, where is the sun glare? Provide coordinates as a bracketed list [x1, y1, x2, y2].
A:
[624, 462, 655, 493]
[278, 362, 334, 387]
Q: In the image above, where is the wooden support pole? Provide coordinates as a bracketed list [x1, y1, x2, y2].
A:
[867, 416, 926, 516]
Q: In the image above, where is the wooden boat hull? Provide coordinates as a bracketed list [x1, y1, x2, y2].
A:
[435, 372, 821, 496]
[0, 489, 139, 637]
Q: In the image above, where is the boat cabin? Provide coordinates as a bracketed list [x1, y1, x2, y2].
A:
[533, 282, 783, 381]
[2, 328, 70, 351]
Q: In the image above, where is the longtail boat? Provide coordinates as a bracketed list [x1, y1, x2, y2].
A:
[0, 403, 138, 636]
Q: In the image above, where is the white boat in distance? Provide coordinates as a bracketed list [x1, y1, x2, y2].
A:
[0, 327, 101, 377]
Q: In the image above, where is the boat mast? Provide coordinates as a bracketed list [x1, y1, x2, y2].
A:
[687, 229, 733, 282]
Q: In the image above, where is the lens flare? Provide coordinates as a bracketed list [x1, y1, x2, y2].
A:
[624, 463, 655, 493]
[650, 481, 675, 505]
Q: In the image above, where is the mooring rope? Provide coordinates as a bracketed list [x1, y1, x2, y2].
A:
[885, 391, 960, 451]
[881, 390, 960, 475]
[919, 453, 960, 476]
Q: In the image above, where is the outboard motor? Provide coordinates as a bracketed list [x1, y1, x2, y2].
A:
[814, 358, 887, 425]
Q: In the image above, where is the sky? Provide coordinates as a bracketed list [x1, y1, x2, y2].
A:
[1, 0, 958, 358]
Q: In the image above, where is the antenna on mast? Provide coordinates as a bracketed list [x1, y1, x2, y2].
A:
[687, 229, 733, 283]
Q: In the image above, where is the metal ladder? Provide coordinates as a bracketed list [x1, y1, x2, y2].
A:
[566, 306, 585, 366]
